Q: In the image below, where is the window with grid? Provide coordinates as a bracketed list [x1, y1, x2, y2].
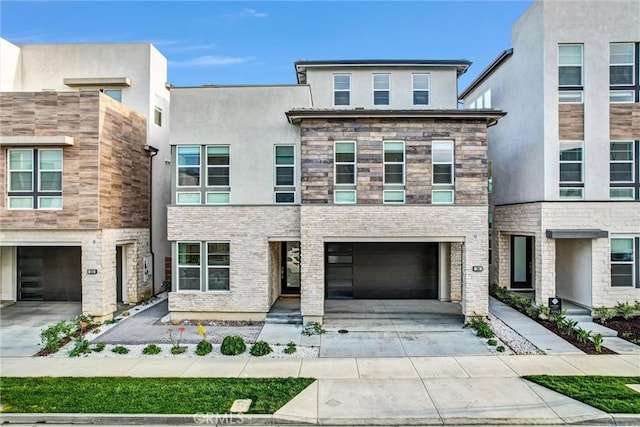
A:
[558, 44, 583, 103]
[412, 74, 429, 105]
[373, 74, 390, 105]
[8, 148, 62, 210]
[207, 242, 230, 291]
[611, 237, 637, 288]
[610, 141, 638, 200]
[177, 242, 201, 291]
[176, 146, 201, 204]
[559, 141, 583, 200]
[610, 42, 639, 103]
[334, 74, 351, 106]
[274, 145, 295, 204]
[383, 141, 405, 185]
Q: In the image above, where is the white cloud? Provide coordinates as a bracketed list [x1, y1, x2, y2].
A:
[169, 55, 255, 67]
[245, 8, 268, 18]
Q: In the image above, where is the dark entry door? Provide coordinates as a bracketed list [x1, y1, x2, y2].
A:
[116, 246, 123, 303]
[281, 242, 300, 294]
[511, 236, 533, 289]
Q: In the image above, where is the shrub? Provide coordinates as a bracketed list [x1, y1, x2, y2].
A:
[195, 340, 213, 356]
[496, 345, 506, 352]
[465, 316, 495, 339]
[170, 346, 187, 355]
[576, 328, 591, 344]
[221, 335, 246, 355]
[111, 345, 129, 355]
[91, 342, 106, 353]
[525, 305, 540, 319]
[564, 319, 579, 336]
[284, 341, 297, 354]
[68, 339, 90, 357]
[538, 305, 551, 320]
[591, 333, 604, 353]
[593, 307, 615, 323]
[487, 338, 498, 346]
[250, 341, 273, 357]
[40, 320, 75, 352]
[142, 344, 162, 355]
[302, 322, 326, 336]
[615, 302, 635, 320]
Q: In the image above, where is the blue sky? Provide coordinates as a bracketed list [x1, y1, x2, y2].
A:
[1, 1, 533, 90]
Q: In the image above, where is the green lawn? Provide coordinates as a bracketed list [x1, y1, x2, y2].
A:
[525, 375, 640, 414]
[0, 377, 315, 414]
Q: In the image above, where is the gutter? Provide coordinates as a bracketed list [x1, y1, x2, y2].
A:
[144, 144, 159, 294]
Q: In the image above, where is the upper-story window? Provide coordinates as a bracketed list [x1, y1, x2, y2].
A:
[373, 74, 390, 105]
[383, 141, 405, 185]
[176, 146, 201, 204]
[559, 140, 584, 200]
[101, 89, 122, 103]
[275, 145, 295, 204]
[333, 74, 351, 106]
[558, 44, 583, 103]
[610, 141, 638, 200]
[610, 43, 638, 103]
[154, 94, 163, 126]
[432, 141, 455, 204]
[334, 141, 356, 204]
[207, 146, 230, 186]
[176, 145, 230, 205]
[412, 74, 430, 105]
[8, 148, 62, 210]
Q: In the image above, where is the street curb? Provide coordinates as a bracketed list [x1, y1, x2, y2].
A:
[3, 412, 639, 425]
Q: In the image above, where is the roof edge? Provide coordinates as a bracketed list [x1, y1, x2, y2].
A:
[459, 49, 513, 99]
[285, 108, 506, 124]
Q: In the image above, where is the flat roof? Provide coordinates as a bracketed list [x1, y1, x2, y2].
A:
[286, 108, 505, 125]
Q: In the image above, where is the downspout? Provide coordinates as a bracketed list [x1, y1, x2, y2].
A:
[144, 144, 159, 296]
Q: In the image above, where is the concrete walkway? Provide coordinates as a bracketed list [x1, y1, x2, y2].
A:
[490, 297, 583, 354]
[1, 355, 639, 425]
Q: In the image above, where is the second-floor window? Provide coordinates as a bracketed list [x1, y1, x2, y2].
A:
[275, 145, 295, 204]
[101, 89, 122, 103]
[610, 141, 638, 200]
[384, 141, 405, 185]
[610, 43, 638, 103]
[8, 148, 62, 210]
[176, 145, 230, 205]
[207, 146, 230, 186]
[334, 74, 351, 106]
[559, 140, 584, 200]
[373, 74, 390, 105]
[334, 142, 356, 185]
[176, 146, 201, 204]
[432, 141, 454, 204]
[412, 74, 430, 105]
[558, 44, 583, 103]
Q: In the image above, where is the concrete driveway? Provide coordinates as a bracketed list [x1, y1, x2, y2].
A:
[0, 302, 81, 357]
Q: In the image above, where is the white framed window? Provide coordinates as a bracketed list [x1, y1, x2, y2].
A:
[432, 190, 454, 204]
[559, 141, 583, 200]
[383, 141, 405, 185]
[432, 141, 454, 185]
[610, 90, 635, 103]
[275, 145, 295, 186]
[334, 141, 356, 185]
[8, 148, 62, 210]
[333, 74, 351, 106]
[154, 94, 163, 126]
[558, 44, 583, 87]
[177, 146, 200, 187]
[177, 242, 201, 291]
[334, 189, 356, 204]
[559, 188, 583, 199]
[412, 74, 430, 105]
[176, 192, 201, 205]
[610, 43, 635, 86]
[611, 237, 636, 287]
[207, 146, 230, 187]
[383, 190, 405, 204]
[373, 74, 390, 105]
[610, 188, 634, 200]
[559, 90, 584, 103]
[207, 242, 230, 291]
[206, 192, 229, 204]
[275, 192, 295, 204]
[610, 141, 634, 183]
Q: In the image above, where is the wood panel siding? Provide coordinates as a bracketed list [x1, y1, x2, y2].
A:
[558, 104, 584, 140]
[610, 103, 640, 140]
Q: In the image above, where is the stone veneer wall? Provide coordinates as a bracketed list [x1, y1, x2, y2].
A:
[299, 118, 489, 205]
[0, 228, 150, 319]
[299, 205, 489, 319]
[493, 202, 639, 308]
[166, 205, 300, 318]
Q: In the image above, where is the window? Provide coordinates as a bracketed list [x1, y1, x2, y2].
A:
[373, 74, 390, 105]
[558, 44, 583, 87]
[432, 190, 454, 204]
[207, 242, 230, 291]
[383, 190, 405, 204]
[559, 91, 584, 103]
[559, 141, 583, 199]
[610, 141, 638, 200]
[610, 43, 635, 86]
[334, 74, 350, 106]
[206, 192, 230, 204]
[334, 190, 356, 204]
[335, 142, 356, 185]
[177, 242, 201, 291]
[176, 146, 201, 204]
[611, 238, 636, 287]
[275, 145, 295, 186]
[432, 141, 454, 185]
[275, 192, 295, 204]
[412, 74, 429, 105]
[101, 89, 122, 102]
[610, 90, 635, 103]
[154, 94, 163, 126]
[383, 141, 405, 184]
[8, 149, 62, 209]
[207, 146, 230, 186]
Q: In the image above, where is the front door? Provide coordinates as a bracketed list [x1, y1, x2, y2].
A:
[511, 235, 533, 289]
[116, 245, 123, 303]
[281, 242, 300, 294]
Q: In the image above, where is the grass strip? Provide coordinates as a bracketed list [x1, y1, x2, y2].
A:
[1, 377, 315, 414]
[525, 375, 640, 414]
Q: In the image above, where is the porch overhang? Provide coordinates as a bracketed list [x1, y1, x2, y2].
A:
[545, 229, 608, 239]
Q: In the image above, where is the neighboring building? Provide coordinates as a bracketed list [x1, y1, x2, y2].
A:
[0, 91, 152, 321]
[0, 38, 171, 295]
[460, 0, 640, 310]
[168, 61, 504, 322]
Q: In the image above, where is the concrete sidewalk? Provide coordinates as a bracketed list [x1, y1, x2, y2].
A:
[1, 355, 639, 425]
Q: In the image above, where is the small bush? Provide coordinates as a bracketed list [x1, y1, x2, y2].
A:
[195, 340, 213, 356]
[302, 322, 326, 336]
[221, 335, 246, 355]
[40, 320, 75, 352]
[170, 346, 187, 355]
[284, 341, 297, 355]
[68, 339, 90, 357]
[91, 328, 101, 335]
[525, 305, 540, 319]
[487, 338, 498, 346]
[593, 307, 615, 323]
[250, 341, 273, 357]
[465, 316, 495, 339]
[576, 328, 591, 343]
[91, 342, 106, 353]
[142, 344, 162, 355]
[591, 333, 604, 353]
[615, 302, 635, 320]
[496, 345, 506, 352]
[111, 345, 129, 355]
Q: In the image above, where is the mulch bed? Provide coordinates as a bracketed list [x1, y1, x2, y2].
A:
[596, 317, 640, 345]
[35, 324, 101, 357]
[537, 319, 616, 354]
